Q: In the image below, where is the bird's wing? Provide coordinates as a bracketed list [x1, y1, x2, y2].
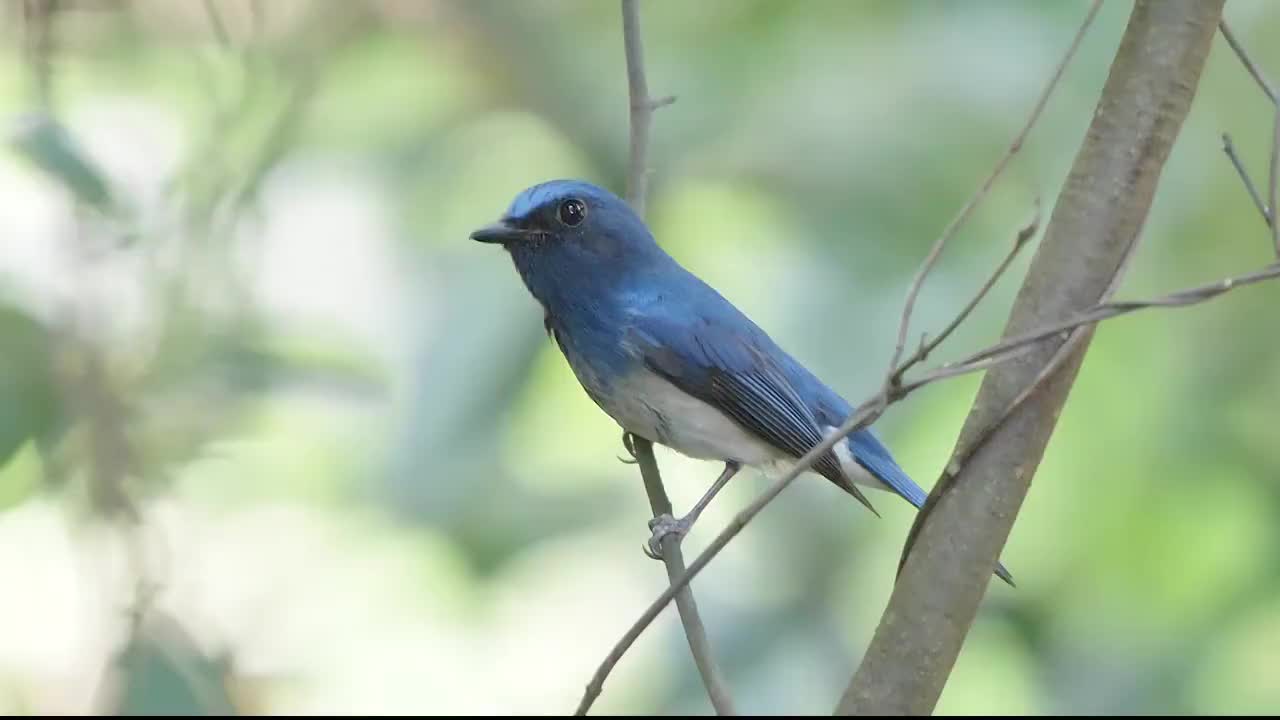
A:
[627, 314, 879, 515]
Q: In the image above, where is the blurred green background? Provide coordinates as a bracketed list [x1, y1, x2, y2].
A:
[0, 0, 1277, 714]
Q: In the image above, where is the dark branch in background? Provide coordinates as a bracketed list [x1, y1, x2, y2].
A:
[575, 2, 733, 717]
[19, 0, 167, 649]
[839, 2, 1227, 714]
[1217, 20, 1280, 258]
[21, 0, 56, 110]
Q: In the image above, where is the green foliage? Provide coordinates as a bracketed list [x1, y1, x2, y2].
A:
[0, 304, 61, 477]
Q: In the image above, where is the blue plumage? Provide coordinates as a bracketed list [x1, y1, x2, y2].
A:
[472, 179, 1012, 585]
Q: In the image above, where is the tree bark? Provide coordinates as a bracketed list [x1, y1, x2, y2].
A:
[836, 1, 1226, 714]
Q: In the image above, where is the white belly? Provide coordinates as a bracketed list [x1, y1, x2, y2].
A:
[583, 368, 893, 493]
[600, 369, 785, 468]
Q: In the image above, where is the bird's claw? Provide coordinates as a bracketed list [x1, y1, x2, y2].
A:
[644, 513, 690, 560]
[621, 432, 639, 462]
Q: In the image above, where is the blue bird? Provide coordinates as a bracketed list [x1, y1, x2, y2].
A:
[472, 179, 1013, 586]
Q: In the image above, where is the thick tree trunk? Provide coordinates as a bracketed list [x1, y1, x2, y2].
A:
[836, 1, 1226, 714]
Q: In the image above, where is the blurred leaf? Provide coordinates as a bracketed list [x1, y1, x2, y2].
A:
[0, 439, 40, 511]
[9, 114, 115, 212]
[0, 304, 62, 473]
[98, 613, 238, 717]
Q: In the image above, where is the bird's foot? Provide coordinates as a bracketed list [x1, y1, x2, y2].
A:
[643, 513, 692, 560]
[618, 432, 639, 464]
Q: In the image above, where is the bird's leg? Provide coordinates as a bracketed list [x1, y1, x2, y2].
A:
[645, 461, 741, 560]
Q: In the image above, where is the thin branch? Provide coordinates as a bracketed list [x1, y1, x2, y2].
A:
[1216, 19, 1280, 256]
[1271, 106, 1279, 257]
[945, 262, 1280, 372]
[1222, 133, 1273, 228]
[575, 2, 732, 716]
[910, 199, 1042, 371]
[1218, 20, 1277, 103]
[201, 0, 232, 48]
[622, 0, 656, 217]
[884, 0, 1103, 387]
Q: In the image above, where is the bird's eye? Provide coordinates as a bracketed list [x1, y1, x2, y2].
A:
[557, 198, 587, 227]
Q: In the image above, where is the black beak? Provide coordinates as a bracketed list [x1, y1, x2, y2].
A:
[470, 219, 526, 244]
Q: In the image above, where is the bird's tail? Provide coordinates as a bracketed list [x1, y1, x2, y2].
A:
[845, 430, 1016, 588]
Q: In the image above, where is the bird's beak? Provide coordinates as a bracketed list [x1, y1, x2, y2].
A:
[470, 219, 526, 244]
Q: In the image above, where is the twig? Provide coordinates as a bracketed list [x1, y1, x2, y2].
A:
[575, 2, 732, 716]
[910, 199, 1042, 371]
[944, 262, 1280, 372]
[1271, 107, 1279, 257]
[1217, 20, 1280, 257]
[1218, 20, 1277, 103]
[884, 0, 1103, 388]
[1222, 133, 1273, 228]
[622, 0, 652, 216]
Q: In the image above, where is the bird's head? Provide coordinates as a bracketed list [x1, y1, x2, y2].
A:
[471, 179, 667, 306]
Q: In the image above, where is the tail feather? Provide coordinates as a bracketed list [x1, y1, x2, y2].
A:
[847, 429, 1016, 588]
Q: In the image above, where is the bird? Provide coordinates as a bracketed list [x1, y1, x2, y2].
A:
[471, 179, 1013, 586]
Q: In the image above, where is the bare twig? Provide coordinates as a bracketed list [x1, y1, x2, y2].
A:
[575, 2, 733, 716]
[945, 262, 1280, 372]
[1222, 133, 1273, 227]
[1271, 108, 1279, 256]
[1218, 20, 1277, 103]
[910, 199, 1042, 372]
[622, 0, 656, 216]
[1217, 20, 1280, 257]
[884, 0, 1103, 388]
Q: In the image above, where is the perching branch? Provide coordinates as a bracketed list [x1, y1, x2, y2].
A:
[575, 2, 733, 717]
[839, 1, 1226, 714]
[622, 434, 736, 717]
